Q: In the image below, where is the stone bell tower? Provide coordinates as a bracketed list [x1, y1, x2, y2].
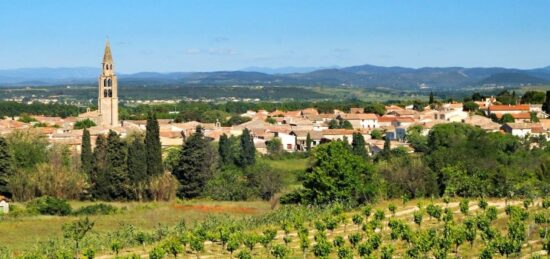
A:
[98, 39, 119, 127]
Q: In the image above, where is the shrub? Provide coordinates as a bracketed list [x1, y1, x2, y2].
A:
[204, 167, 253, 201]
[26, 196, 72, 216]
[148, 173, 179, 201]
[73, 203, 119, 216]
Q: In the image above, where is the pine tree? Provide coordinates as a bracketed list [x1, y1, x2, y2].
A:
[306, 132, 313, 151]
[218, 133, 232, 166]
[145, 112, 163, 177]
[543, 90, 550, 115]
[429, 92, 434, 104]
[105, 130, 129, 200]
[0, 136, 12, 197]
[173, 126, 216, 198]
[351, 132, 368, 158]
[239, 128, 255, 167]
[127, 137, 147, 183]
[80, 128, 93, 174]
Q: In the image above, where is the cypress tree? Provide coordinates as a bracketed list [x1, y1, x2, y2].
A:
[105, 130, 129, 200]
[0, 136, 13, 197]
[351, 132, 368, 158]
[429, 92, 434, 104]
[173, 126, 216, 198]
[218, 133, 232, 166]
[145, 112, 163, 176]
[127, 137, 147, 183]
[91, 135, 108, 199]
[383, 136, 391, 152]
[543, 90, 550, 115]
[239, 128, 255, 167]
[306, 132, 312, 151]
[80, 128, 93, 174]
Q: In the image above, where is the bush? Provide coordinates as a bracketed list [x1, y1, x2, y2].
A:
[204, 167, 253, 201]
[73, 203, 119, 216]
[26, 196, 72, 216]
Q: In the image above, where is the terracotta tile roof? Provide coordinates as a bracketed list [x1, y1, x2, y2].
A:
[378, 116, 396, 123]
[321, 129, 356, 135]
[341, 113, 378, 120]
[489, 104, 529, 112]
[495, 112, 531, 119]
[395, 117, 416, 123]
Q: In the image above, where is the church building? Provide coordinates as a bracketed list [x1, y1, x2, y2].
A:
[97, 40, 119, 127]
[79, 40, 119, 127]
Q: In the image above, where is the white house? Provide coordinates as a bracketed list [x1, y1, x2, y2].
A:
[271, 130, 296, 152]
[501, 123, 537, 138]
[0, 197, 9, 214]
[341, 113, 379, 129]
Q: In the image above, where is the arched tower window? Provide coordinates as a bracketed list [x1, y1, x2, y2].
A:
[107, 78, 112, 87]
[103, 79, 108, 87]
[104, 89, 108, 97]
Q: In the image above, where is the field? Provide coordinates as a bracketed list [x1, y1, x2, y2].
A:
[0, 200, 272, 253]
[1, 198, 548, 258]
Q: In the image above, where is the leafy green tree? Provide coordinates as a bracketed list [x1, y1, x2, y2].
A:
[341, 120, 353, 129]
[266, 137, 284, 156]
[380, 245, 394, 259]
[521, 90, 546, 104]
[298, 141, 378, 204]
[239, 128, 255, 167]
[73, 119, 96, 129]
[364, 103, 386, 116]
[62, 217, 94, 258]
[80, 128, 93, 175]
[218, 134, 233, 166]
[351, 132, 368, 158]
[459, 199, 470, 215]
[370, 129, 383, 140]
[313, 240, 332, 258]
[500, 113, 515, 123]
[149, 246, 166, 259]
[174, 126, 216, 198]
[0, 136, 13, 197]
[413, 210, 423, 227]
[162, 236, 183, 258]
[271, 244, 290, 259]
[463, 101, 479, 112]
[146, 112, 164, 177]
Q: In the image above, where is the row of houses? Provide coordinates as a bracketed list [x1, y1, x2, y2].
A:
[0, 97, 548, 155]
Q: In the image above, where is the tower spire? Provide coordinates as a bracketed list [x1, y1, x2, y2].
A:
[103, 39, 113, 63]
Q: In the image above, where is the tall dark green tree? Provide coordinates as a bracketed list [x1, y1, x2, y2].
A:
[351, 132, 368, 158]
[543, 90, 550, 115]
[429, 92, 434, 104]
[173, 126, 216, 198]
[306, 133, 313, 151]
[218, 133, 232, 166]
[239, 128, 256, 167]
[127, 137, 147, 183]
[383, 136, 391, 152]
[145, 112, 163, 176]
[104, 131, 129, 200]
[0, 136, 12, 197]
[91, 135, 108, 199]
[80, 128, 93, 174]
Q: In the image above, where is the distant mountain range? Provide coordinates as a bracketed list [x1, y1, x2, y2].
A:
[1, 64, 550, 90]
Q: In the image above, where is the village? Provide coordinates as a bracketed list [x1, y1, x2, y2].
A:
[0, 95, 546, 157]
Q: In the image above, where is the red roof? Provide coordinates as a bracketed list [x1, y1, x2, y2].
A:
[489, 104, 529, 112]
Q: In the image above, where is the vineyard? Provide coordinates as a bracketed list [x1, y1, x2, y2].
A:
[5, 198, 549, 258]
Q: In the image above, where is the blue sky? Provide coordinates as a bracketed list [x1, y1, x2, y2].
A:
[1, 0, 549, 73]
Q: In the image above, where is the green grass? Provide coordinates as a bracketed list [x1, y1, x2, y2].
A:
[0, 200, 271, 252]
